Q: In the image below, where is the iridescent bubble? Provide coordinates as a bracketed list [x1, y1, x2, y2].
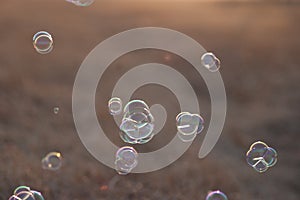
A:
[201, 52, 220, 72]
[53, 107, 59, 114]
[108, 97, 122, 115]
[206, 190, 228, 200]
[41, 152, 62, 171]
[246, 141, 278, 173]
[33, 31, 53, 54]
[115, 146, 138, 175]
[67, 0, 94, 6]
[120, 100, 154, 144]
[176, 112, 203, 135]
[8, 195, 22, 200]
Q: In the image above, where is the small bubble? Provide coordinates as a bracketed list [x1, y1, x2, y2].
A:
[33, 31, 53, 54]
[53, 107, 59, 114]
[108, 97, 122, 115]
[201, 52, 220, 72]
[41, 152, 62, 171]
[115, 146, 138, 175]
[66, 0, 94, 6]
[246, 141, 278, 173]
[206, 190, 228, 200]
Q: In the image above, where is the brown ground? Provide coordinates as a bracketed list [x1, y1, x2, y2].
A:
[0, 1, 300, 200]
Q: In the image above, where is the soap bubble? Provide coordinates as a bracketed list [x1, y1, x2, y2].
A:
[11, 186, 44, 200]
[53, 107, 59, 114]
[108, 97, 122, 115]
[115, 146, 138, 175]
[201, 52, 220, 72]
[33, 31, 53, 54]
[176, 112, 204, 142]
[119, 100, 155, 144]
[41, 152, 62, 171]
[206, 190, 228, 200]
[246, 141, 278, 173]
[66, 0, 94, 6]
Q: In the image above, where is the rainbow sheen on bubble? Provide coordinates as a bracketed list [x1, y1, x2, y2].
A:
[246, 141, 278, 173]
[115, 146, 138, 175]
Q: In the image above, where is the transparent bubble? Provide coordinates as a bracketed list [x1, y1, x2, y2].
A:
[53, 107, 59, 114]
[33, 31, 53, 54]
[115, 146, 138, 175]
[108, 97, 122, 115]
[14, 186, 31, 195]
[120, 100, 155, 144]
[176, 112, 203, 135]
[246, 141, 278, 173]
[14, 191, 35, 200]
[66, 0, 94, 6]
[41, 152, 62, 171]
[201, 52, 220, 72]
[206, 190, 228, 200]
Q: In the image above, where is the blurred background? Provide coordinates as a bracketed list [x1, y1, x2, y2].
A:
[0, 0, 299, 199]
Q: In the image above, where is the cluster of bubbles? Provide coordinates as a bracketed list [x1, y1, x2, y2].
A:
[201, 52, 221, 72]
[246, 141, 278, 173]
[33, 31, 53, 54]
[41, 152, 63, 171]
[115, 146, 138, 175]
[119, 100, 155, 144]
[9, 186, 45, 200]
[176, 112, 204, 142]
[206, 190, 228, 200]
[65, 0, 94, 6]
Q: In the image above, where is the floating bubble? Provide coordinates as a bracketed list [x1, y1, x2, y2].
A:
[41, 152, 62, 171]
[206, 190, 228, 200]
[246, 141, 278, 173]
[119, 100, 155, 144]
[201, 52, 220, 72]
[108, 97, 122, 115]
[115, 146, 138, 175]
[33, 31, 53, 54]
[53, 107, 59, 114]
[66, 0, 94, 6]
[176, 112, 204, 135]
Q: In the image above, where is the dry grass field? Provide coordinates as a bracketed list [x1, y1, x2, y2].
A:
[0, 0, 299, 200]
